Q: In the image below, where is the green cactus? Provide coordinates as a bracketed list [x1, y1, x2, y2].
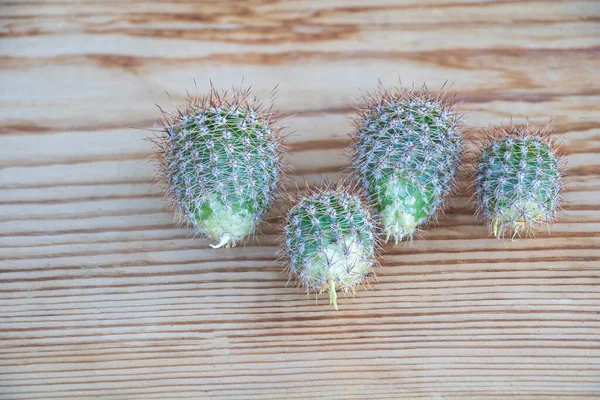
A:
[350, 84, 464, 243]
[282, 183, 379, 310]
[152, 86, 286, 248]
[474, 123, 564, 238]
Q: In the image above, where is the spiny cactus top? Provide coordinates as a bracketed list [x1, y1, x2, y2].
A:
[474, 123, 564, 238]
[282, 183, 379, 310]
[350, 84, 464, 243]
[153, 86, 286, 248]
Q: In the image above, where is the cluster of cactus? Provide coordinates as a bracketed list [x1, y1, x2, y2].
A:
[349, 85, 464, 243]
[473, 123, 564, 238]
[151, 82, 565, 309]
[153, 86, 286, 248]
[281, 183, 379, 310]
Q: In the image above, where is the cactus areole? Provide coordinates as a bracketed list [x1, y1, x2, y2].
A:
[153, 86, 285, 248]
[350, 84, 464, 243]
[283, 184, 379, 310]
[474, 124, 564, 238]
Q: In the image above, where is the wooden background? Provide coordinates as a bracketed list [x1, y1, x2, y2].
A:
[1, 0, 599, 399]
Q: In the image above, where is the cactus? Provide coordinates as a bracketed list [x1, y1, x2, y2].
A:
[350, 84, 464, 243]
[282, 182, 379, 310]
[473, 123, 564, 238]
[152, 86, 286, 248]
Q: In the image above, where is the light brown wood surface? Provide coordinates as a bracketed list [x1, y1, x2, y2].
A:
[1, 0, 600, 399]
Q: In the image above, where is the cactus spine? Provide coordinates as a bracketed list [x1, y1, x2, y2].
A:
[282, 183, 379, 310]
[152, 86, 286, 248]
[474, 123, 564, 238]
[350, 84, 464, 243]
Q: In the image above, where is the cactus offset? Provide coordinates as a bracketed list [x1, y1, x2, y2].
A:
[350, 84, 464, 243]
[152, 86, 286, 248]
[474, 123, 564, 238]
[282, 183, 379, 310]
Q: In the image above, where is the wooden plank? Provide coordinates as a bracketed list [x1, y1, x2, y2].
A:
[0, 0, 599, 399]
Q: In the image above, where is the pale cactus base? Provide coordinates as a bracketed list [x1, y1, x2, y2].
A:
[491, 200, 545, 238]
[379, 177, 428, 244]
[194, 196, 253, 248]
[303, 236, 372, 310]
[381, 205, 420, 244]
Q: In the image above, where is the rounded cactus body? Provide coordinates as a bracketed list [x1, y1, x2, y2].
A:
[282, 183, 379, 310]
[350, 84, 464, 243]
[153, 86, 286, 248]
[474, 124, 564, 238]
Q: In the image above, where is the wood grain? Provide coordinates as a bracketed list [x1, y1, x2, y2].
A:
[1, 0, 599, 399]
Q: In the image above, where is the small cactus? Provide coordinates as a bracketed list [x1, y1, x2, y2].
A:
[350, 84, 464, 243]
[152, 86, 286, 248]
[282, 182, 379, 310]
[474, 123, 564, 238]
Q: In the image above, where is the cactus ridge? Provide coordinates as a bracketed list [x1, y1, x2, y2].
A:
[152, 86, 287, 248]
[350, 84, 464, 243]
[473, 123, 564, 238]
[281, 181, 380, 310]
